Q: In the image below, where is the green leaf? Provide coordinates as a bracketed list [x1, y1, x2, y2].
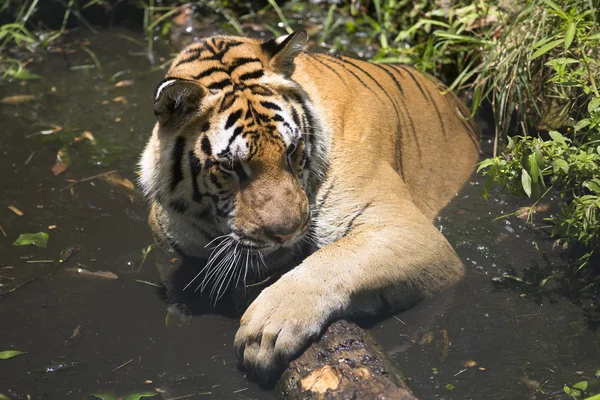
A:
[565, 385, 572, 395]
[552, 159, 569, 174]
[543, 0, 569, 19]
[0, 394, 11, 400]
[596, 368, 600, 377]
[90, 394, 118, 400]
[588, 97, 600, 113]
[0, 350, 26, 359]
[549, 130, 567, 143]
[6, 67, 41, 80]
[575, 119, 591, 131]
[483, 177, 493, 201]
[564, 22, 576, 49]
[477, 158, 495, 172]
[573, 381, 588, 391]
[531, 39, 562, 60]
[521, 169, 532, 197]
[583, 181, 600, 194]
[123, 392, 157, 400]
[528, 153, 539, 183]
[12, 232, 49, 248]
[445, 383, 456, 391]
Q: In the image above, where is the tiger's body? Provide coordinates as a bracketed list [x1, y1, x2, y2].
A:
[139, 30, 479, 377]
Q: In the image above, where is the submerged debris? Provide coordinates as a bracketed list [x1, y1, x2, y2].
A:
[63, 267, 118, 280]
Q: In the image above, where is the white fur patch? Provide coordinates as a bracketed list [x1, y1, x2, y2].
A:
[155, 79, 178, 100]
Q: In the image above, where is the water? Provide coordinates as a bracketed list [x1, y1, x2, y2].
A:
[0, 28, 597, 400]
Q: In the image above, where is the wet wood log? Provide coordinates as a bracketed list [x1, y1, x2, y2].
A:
[159, 254, 418, 399]
[276, 319, 418, 400]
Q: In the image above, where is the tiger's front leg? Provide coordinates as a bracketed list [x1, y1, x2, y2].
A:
[234, 187, 464, 377]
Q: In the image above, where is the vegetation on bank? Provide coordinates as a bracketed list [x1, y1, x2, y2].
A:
[1, 0, 599, 271]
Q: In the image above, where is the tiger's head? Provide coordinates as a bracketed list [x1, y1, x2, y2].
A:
[139, 30, 327, 281]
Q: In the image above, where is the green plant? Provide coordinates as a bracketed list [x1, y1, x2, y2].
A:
[474, 0, 600, 267]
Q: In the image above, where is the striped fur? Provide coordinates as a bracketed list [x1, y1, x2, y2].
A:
[139, 30, 480, 377]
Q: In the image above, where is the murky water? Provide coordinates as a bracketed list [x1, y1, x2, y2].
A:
[1, 28, 598, 400]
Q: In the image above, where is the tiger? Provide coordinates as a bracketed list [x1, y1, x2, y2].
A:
[138, 29, 480, 378]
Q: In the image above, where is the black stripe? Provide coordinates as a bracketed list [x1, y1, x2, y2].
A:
[306, 54, 349, 87]
[219, 93, 236, 113]
[229, 126, 244, 145]
[373, 64, 404, 96]
[260, 101, 281, 111]
[201, 136, 212, 155]
[208, 79, 231, 90]
[193, 66, 227, 80]
[209, 172, 222, 189]
[315, 54, 379, 98]
[169, 198, 188, 214]
[188, 151, 203, 202]
[247, 85, 273, 96]
[170, 136, 186, 192]
[230, 57, 261, 69]
[290, 106, 300, 126]
[373, 63, 417, 139]
[238, 70, 264, 81]
[424, 84, 447, 137]
[225, 109, 242, 129]
[175, 45, 205, 67]
[343, 202, 371, 236]
[339, 57, 400, 123]
[395, 66, 428, 101]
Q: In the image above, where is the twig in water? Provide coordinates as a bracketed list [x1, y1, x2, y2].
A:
[59, 170, 117, 191]
[111, 358, 133, 372]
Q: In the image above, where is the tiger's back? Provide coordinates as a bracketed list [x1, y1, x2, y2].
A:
[291, 53, 480, 220]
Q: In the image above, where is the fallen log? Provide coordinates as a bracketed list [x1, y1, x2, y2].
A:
[157, 254, 419, 399]
[276, 320, 418, 400]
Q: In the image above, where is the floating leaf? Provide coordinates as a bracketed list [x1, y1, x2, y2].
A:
[564, 22, 576, 49]
[573, 381, 588, 391]
[0, 94, 36, 104]
[445, 383, 456, 391]
[7, 67, 41, 80]
[90, 394, 118, 400]
[123, 392, 157, 400]
[51, 148, 71, 176]
[12, 232, 49, 248]
[8, 205, 23, 216]
[564, 385, 572, 395]
[521, 169, 532, 197]
[0, 393, 11, 400]
[0, 350, 26, 359]
[115, 80, 135, 87]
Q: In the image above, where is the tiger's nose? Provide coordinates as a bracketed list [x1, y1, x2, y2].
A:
[272, 232, 295, 243]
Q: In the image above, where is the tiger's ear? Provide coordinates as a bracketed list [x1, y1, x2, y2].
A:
[261, 30, 308, 77]
[153, 79, 205, 127]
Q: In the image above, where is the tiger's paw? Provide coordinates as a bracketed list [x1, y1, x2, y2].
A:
[234, 275, 341, 379]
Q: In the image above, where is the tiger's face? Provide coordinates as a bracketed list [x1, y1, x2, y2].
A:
[139, 31, 325, 267]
